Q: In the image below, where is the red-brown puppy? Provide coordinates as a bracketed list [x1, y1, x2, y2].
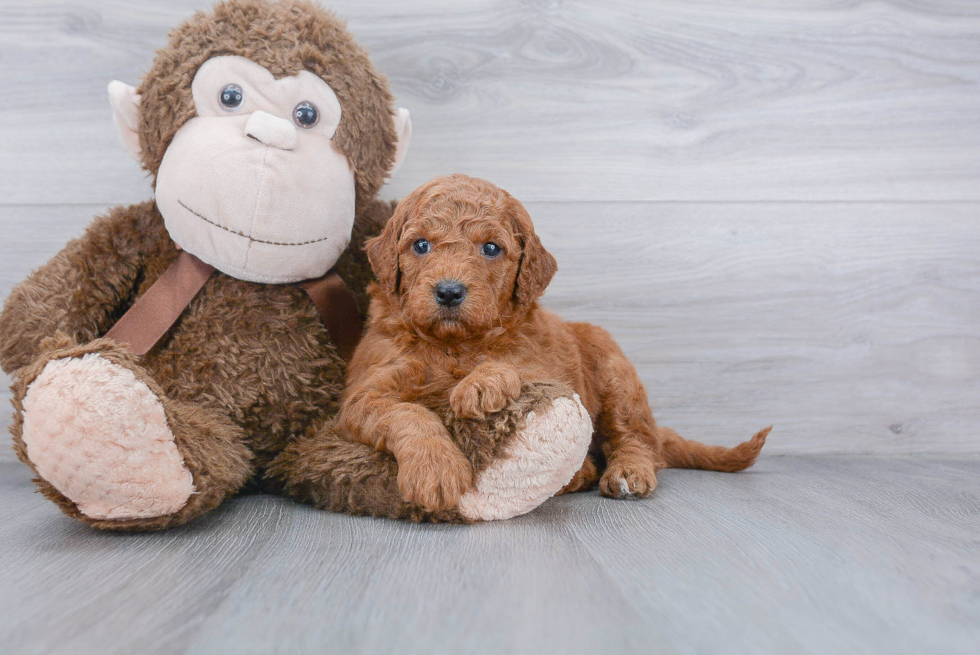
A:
[339, 174, 769, 512]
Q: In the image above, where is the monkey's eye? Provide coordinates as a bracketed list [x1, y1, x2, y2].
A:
[293, 101, 319, 128]
[219, 84, 244, 111]
[412, 238, 430, 255]
[482, 242, 502, 258]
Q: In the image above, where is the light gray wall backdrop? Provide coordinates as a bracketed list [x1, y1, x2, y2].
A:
[1, 0, 978, 456]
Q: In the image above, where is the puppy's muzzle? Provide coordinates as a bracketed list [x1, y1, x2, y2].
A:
[434, 280, 466, 307]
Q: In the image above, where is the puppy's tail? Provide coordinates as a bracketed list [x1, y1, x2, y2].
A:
[659, 425, 771, 472]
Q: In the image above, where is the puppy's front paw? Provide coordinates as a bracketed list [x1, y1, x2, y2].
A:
[599, 461, 658, 499]
[449, 367, 522, 419]
[396, 437, 474, 512]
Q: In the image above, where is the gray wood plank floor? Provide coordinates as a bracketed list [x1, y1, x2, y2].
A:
[1, 456, 977, 654]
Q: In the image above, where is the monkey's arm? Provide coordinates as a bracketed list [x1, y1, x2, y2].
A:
[0, 201, 168, 373]
[333, 198, 397, 315]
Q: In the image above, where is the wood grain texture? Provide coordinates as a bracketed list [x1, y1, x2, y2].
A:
[0, 456, 977, 654]
[2, 202, 977, 457]
[528, 201, 980, 454]
[0, 371, 8, 456]
[0, 0, 978, 204]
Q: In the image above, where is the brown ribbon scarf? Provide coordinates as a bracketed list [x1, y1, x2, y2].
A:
[105, 250, 363, 361]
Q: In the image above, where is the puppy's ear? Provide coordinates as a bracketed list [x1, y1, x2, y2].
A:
[511, 199, 557, 307]
[366, 190, 418, 295]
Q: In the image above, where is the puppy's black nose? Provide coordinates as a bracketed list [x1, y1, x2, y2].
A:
[434, 280, 467, 307]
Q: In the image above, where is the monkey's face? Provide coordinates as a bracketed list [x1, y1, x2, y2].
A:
[153, 56, 356, 284]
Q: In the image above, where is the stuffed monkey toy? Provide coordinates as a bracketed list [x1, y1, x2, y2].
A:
[0, 0, 592, 529]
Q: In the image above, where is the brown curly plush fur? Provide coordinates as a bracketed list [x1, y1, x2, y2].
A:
[0, 0, 403, 531]
[270, 381, 576, 522]
[0, 198, 395, 530]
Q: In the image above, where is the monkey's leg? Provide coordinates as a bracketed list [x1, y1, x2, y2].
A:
[451, 382, 592, 521]
[271, 381, 592, 522]
[267, 418, 452, 522]
[10, 339, 253, 531]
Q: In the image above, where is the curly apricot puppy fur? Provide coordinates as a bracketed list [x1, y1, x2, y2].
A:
[339, 174, 770, 512]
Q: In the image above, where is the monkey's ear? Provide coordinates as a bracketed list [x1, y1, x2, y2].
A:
[108, 81, 142, 161]
[385, 108, 412, 181]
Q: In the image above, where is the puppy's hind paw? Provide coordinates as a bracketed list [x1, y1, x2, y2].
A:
[599, 462, 657, 499]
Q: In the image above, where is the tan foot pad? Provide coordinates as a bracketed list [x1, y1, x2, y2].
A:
[22, 354, 194, 520]
[458, 395, 592, 521]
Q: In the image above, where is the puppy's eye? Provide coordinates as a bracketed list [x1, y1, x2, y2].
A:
[293, 101, 319, 128]
[482, 242, 502, 258]
[412, 238, 430, 255]
[219, 84, 244, 111]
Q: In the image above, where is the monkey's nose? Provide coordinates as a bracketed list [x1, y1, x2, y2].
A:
[245, 110, 297, 150]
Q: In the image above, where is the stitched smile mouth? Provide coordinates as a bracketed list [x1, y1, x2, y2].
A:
[178, 200, 331, 247]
